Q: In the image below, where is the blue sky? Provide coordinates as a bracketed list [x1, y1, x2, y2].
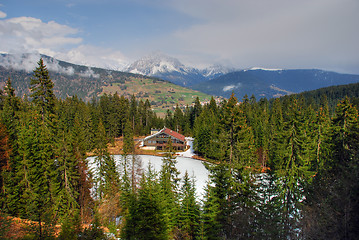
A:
[1, 0, 359, 73]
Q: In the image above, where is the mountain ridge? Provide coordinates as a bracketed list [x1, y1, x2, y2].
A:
[125, 52, 231, 86]
[192, 68, 359, 99]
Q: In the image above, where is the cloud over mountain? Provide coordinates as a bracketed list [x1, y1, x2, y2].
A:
[0, 12, 128, 70]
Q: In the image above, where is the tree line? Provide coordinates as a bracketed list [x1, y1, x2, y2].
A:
[0, 59, 358, 239]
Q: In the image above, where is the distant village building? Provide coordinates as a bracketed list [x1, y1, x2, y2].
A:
[141, 127, 187, 151]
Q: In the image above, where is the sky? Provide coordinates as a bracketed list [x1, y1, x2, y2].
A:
[0, 0, 358, 73]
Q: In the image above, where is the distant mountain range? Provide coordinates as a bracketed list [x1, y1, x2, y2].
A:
[125, 52, 231, 86]
[191, 68, 359, 99]
[1, 52, 359, 103]
[124, 53, 359, 99]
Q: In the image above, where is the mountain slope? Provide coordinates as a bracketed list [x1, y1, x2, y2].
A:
[0, 53, 212, 113]
[125, 52, 229, 86]
[192, 68, 359, 99]
[295, 82, 359, 110]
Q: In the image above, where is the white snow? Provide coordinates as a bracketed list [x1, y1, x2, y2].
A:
[176, 137, 195, 158]
[223, 85, 235, 92]
[138, 155, 209, 197]
[250, 67, 282, 71]
[87, 153, 209, 198]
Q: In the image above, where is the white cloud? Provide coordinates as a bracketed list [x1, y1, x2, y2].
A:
[0, 10, 6, 18]
[55, 45, 129, 70]
[0, 16, 82, 53]
[0, 16, 129, 70]
[0, 53, 75, 75]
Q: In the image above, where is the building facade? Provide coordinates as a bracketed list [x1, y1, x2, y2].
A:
[142, 127, 187, 151]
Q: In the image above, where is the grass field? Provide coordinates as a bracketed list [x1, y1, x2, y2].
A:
[101, 76, 212, 115]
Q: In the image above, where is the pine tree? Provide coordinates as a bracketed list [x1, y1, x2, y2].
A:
[233, 102, 257, 169]
[30, 58, 56, 122]
[17, 110, 56, 238]
[122, 165, 168, 240]
[190, 97, 202, 129]
[1, 77, 20, 140]
[219, 92, 240, 164]
[0, 122, 10, 205]
[193, 109, 222, 160]
[160, 140, 180, 235]
[0, 78, 22, 213]
[178, 171, 200, 239]
[173, 104, 184, 133]
[94, 121, 112, 199]
[302, 97, 359, 239]
[202, 163, 232, 239]
[54, 126, 80, 223]
[270, 96, 315, 238]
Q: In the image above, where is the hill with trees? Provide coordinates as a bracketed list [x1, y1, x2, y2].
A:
[0, 53, 212, 114]
[1, 59, 358, 239]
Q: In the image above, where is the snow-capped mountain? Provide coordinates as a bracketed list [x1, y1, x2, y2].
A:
[199, 65, 233, 79]
[125, 52, 229, 86]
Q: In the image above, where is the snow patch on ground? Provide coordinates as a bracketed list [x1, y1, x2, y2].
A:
[177, 137, 195, 158]
[87, 152, 209, 198]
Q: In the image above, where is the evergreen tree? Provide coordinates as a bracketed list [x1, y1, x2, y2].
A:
[122, 165, 168, 240]
[0, 122, 10, 204]
[30, 58, 56, 122]
[178, 171, 200, 239]
[0, 78, 22, 213]
[219, 93, 240, 164]
[94, 121, 114, 199]
[303, 97, 359, 239]
[17, 110, 56, 238]
[1, 77, 20, 141]
[193, 109, 222, 160]
[233, 102, 257, 168]
[270, 97, 315, 238]
[190, 97, 202, 129]
[173, 104, 184, 133]
[160, 140, 181, 235]
[54, 125, 80, 223]
[202, 163, 232, 239]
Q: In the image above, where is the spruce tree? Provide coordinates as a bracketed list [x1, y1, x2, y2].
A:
[160, 140, 180, 235]
[179, 171, 200, 239]
[270, 97, 315, 238]
[0, 78, 22, 214]
[0, 122, 10, 205]
[219, 92, 240, 164]
[94, 121, 111, 199]
[303, 97, 359, 239]
[17, 110, 56, 238]
[30, 58, 56, 122]
[122, 165, 168, 240]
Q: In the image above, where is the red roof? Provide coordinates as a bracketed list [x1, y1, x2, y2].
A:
[162, 128, 186, 142]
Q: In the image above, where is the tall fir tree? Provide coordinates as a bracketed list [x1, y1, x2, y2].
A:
[178, 171, 200, 239]
[303, 97, 359, 239]
[160, 140, 181, 235]
[17, 110, 56, 238]
[30, 58, 56, 122]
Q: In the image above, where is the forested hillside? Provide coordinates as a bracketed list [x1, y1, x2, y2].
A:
[0, 54, 212, 114]
[0, 59, 358, 239]
[295, 82, 359, 110]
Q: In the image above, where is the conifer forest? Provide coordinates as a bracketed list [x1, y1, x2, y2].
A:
[0, 59, 359, 239]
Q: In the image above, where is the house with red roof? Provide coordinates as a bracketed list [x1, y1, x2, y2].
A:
[141, 127, 187, 151]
